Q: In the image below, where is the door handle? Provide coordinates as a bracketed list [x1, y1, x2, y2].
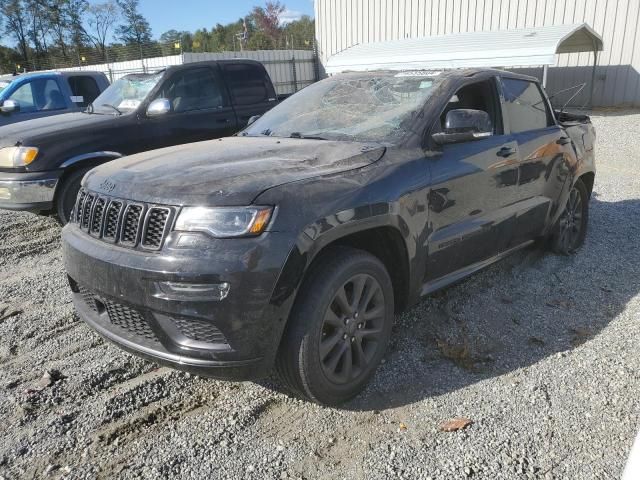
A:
[497, 146, 516, 158]
[216, 118, 231, 124]
[556, 136, 571, 145]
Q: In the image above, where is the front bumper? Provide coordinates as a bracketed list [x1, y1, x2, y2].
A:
[62, 224, 295, 380]
[0, 170, 61, 211]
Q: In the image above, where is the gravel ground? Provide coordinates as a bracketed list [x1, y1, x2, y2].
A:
[1, 111, 639, 480]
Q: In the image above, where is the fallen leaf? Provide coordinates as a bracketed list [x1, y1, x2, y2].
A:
[439, 417, 473, 432]
[29, 370, 67, 393]
[399, 422, 408, 431]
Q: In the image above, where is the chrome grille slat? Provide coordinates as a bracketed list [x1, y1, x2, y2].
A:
[90, 198, 106, 237]
[74, 189, 87, 224]
[120, 204, 144, 246]
[141, 207, 171, 250]
[74, 190, 173, 251]
[103, 201, 123, 242]
[80, 194, 95, 230]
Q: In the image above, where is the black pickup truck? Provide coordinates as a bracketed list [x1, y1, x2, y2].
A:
[63, 69, 596, 405]
[0, 60, 277, 222]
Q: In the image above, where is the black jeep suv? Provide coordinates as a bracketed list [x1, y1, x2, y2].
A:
[62, 69, 596, 405]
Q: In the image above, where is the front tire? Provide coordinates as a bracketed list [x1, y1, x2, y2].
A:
[276, 247, 394, 406]
[550, 178, 589, 254]
[55, 167, 92, 224]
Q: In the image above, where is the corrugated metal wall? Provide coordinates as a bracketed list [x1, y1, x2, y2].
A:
[53, 50, 317, 96]
[315, 0, 640, 107]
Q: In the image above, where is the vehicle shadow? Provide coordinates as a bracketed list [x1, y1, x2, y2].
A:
[261, 194, 640, 411]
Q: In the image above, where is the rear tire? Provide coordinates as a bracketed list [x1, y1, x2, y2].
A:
[276, 246, 394, 406]
[550, 178, 589, 255]
[55, 167, 92, 225]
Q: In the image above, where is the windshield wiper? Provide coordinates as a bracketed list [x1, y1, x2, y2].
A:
[101, 103, 122, 115]
[289, 132, 327, 140]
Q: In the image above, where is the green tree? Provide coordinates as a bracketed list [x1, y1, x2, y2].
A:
[114, 0, 152, 45]
[0, 0, 31, 66]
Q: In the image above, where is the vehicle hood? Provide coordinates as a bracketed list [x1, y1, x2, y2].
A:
[84, 136, 386, 206]
[0, 112, 119, 147]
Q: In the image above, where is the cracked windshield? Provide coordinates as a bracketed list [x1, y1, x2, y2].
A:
[244, 72, 441, 143]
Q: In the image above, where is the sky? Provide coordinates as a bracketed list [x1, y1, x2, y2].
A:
[137, 0, 315, 38]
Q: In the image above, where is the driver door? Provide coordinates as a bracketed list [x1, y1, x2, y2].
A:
[142, 65, 238, 151]
[424, 77, 521, 286]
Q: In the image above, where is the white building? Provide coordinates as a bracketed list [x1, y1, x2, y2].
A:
[315, 0, 640, 107]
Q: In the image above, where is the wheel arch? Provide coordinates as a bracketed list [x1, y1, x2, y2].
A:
[273, 222, 412, 318]
[577, 170, 595, 198]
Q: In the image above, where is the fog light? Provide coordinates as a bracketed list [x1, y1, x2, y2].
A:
[0, 187, 10, 200]
[156, 281, 230, 301]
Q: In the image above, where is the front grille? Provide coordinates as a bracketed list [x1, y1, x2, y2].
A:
[73, 189, 173, 251]
[103, 201, 123, 241]
[120, 204, 144, 246]
[90, 198, 106, 236]
[173, 317, 228, 344]
[142, 208, 170, 250]
[80, 194, 95, 230]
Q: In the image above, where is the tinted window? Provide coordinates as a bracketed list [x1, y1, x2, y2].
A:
[439, 79, 502, 135]
[68, 76, 101, 107]
[222, 63, 273, 106]
[9, 78, 65, 112]
[161, 67, 224, 112]
[501, 78, 552, 133]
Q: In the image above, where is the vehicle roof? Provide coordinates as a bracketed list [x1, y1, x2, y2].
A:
[1, 71, 106, 81]
[333, 68, 539, 83]
[163, 59, 266, 72]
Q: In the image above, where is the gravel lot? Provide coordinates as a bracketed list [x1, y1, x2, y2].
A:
[1, 111, 639, 480]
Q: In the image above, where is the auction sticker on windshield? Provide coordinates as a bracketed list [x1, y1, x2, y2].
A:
[118, 99, 141, 110]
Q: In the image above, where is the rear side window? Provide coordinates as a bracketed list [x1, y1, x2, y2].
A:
[222, 63, 274, 106]
[68, 76, 101, 107]
[160, 67, 226, 113]
[501, 78, 553, 133]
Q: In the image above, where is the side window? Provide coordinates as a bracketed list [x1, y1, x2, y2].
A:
[41, 79, 66, 111]
[9, 82, 35, 111]
[438, 78, 503, 135]
[222, 63, 274, 106]
[8, 79, 65, 112]
[68, 76, 101, 107]
[501, 78, 553, 133]
[160, 67, 225, 113]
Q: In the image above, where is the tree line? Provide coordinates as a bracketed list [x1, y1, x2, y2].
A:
[0, 1, 314, 73]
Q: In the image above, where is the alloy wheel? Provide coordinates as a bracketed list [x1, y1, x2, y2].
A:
[557, 185, 584, 252]
[319, 273, 386, 385]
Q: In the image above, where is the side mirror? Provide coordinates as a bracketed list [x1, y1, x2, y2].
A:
[1, 99, 19, 114]
[247, 114, 261, 126]
[146, 98, 171, 117]
[432, 109, 493, 145]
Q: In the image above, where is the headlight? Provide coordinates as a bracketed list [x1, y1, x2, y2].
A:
[0, 146, 39, 168]
[174, 206, 273, 238]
